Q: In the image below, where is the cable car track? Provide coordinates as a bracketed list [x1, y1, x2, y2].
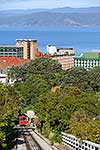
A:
[22, 127, 42, 150]
[16, 126, 53, 150]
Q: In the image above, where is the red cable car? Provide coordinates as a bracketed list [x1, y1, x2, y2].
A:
[19, 114, 29, 126]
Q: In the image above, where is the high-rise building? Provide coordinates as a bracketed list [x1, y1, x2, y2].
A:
[16, 39, 37, 59]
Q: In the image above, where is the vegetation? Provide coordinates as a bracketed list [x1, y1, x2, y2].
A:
[1, 57, 100, 148]
[0, 84, 21, 149]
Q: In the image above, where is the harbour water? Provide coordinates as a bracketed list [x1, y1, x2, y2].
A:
[0, 26, 100, 55]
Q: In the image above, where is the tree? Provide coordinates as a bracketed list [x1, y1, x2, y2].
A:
[88, 67, 100, 92]
[34, 86, 100, 143]
[8, 58, 62, 82]
[0, 84, 21, 149]
[8, 59, 100, 144]
[68, 115, 100, 144]
[14, 74, 50, 108]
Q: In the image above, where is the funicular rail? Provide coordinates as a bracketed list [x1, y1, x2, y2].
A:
[16, 126, 53, 150]
[22, 127, 42, 150]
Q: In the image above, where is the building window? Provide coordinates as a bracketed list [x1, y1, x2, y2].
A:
[0, 69, 3, 74]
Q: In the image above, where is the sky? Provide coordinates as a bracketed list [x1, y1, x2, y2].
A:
[0, 0, 100, 10]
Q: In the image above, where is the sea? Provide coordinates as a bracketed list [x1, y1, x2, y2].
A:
[0, 26, 100, 56]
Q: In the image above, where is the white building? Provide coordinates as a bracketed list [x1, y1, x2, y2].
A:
[0, 74, 7, 84]
[47, 44, 75, 56]
[47, 45, 57, 55]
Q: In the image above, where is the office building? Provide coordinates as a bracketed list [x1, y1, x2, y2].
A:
[47, 45, 75, 70]
[0, 45, 23, 58]
[16, 39, 37, 59]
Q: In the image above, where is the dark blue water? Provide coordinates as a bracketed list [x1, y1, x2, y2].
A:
[0, 26, 100, 56]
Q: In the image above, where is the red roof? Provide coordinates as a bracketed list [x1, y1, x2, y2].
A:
[0, 56, 30, 69]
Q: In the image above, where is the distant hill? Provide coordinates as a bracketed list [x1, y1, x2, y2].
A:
[0, 7, 100, 27]
[1, 7, 100, 14]
[51, 7, 100, 13]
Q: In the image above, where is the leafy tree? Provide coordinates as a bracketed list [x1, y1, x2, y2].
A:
[0, 84, 21, 149]
[8, 58, 100, 144]
[14, 74, 50, 109]
[8, 58, 62, 81]
[68, 114, 100, 144]
[88, 67, 100, 92]
[34, 86, 100, 143]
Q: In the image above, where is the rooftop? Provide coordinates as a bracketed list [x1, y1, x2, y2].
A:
[16, 39, 37, 42]
[57, 47, 74, 50]
[83, 51, 100, 59]
[0, 45, 16, 47]
[75, 57, 100, 60]
[0, 56, 30, 69]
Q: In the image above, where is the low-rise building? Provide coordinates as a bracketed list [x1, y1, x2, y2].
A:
[47, 45, 75, 70]
[0, 45, 23, 58]
[0, 56, 30, 84]
[0, 74, 7, 85]
[47, 44, 75, 56]
[74, 51, 100, 68]
[51, 55, 74, 70]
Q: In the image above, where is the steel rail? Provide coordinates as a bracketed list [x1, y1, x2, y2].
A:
[22, 127, 42, 150]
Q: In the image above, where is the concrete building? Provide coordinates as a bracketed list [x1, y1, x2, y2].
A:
[0, 45, 23, 58]
[0, 39, 43, 60]
[0, 39, 43, 84]
[47, 45, 57, 55]
[74, 51, 100, 68]
[16, 39, 37, 59]
[47, 44, 75, 56]
[57, 47, 75, 56]
[47, 45, 75, 70]
[51, 55, 74, 70]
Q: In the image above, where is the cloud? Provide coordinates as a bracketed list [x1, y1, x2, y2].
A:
[0, 0, 100, 9]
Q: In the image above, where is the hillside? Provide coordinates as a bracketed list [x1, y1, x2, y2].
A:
[0, 7, 100, 27]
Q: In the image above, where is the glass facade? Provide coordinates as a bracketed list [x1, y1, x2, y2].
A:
[0, 46, 23, 58]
